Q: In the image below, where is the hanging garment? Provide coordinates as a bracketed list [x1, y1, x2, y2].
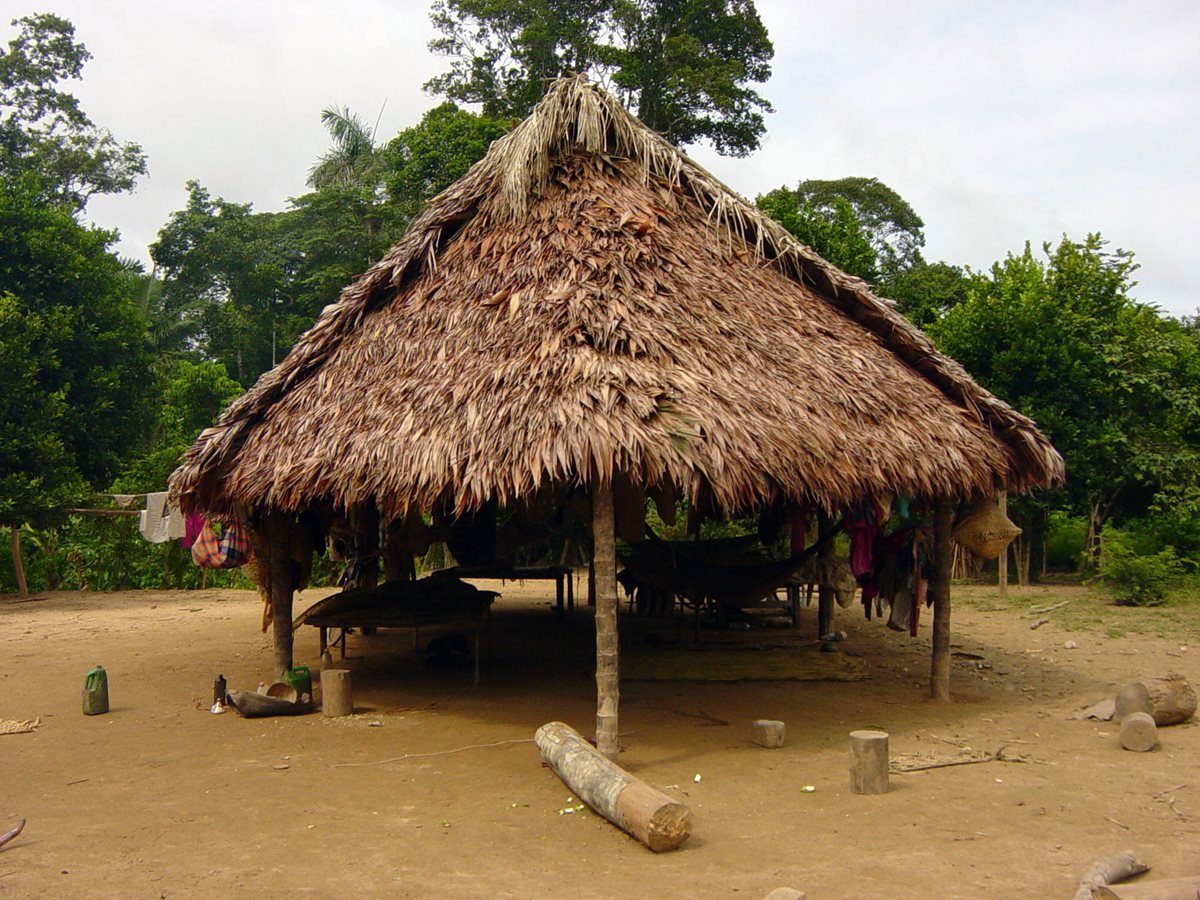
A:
[182, 513, 206, 549]
[139, 492, 186, 543]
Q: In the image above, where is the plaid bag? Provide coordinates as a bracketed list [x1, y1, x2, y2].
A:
[190, 520, 255, 569]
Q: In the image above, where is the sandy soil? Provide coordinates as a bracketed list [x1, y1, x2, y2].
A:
[1, 580, 1197, 899]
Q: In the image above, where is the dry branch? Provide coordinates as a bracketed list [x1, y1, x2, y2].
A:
[1073, 851, 1150, 900]
[0, 819, 24, 852]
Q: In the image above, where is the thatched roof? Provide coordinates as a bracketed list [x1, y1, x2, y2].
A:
[169, 76, 1063, 521]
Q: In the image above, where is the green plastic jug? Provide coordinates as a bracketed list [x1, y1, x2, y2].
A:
[284, 665, 312, 699]
[83, 665, 109, 715]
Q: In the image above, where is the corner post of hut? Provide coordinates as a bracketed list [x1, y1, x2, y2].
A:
[592, 480, 620, 759]
[262, 511, 296, 678]
[930, 499, 955, 700]
[817, 510, 835, 638]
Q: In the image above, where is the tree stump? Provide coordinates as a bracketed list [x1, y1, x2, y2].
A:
[535, 721, 690, 851]
[849, 730, 889, 794]
[752, 720, 785, 748]
[1119, 712, 1158, 752]
[321, 668, 353, 717]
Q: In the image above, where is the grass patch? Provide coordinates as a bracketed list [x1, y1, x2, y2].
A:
[952, 581, 1200, 642]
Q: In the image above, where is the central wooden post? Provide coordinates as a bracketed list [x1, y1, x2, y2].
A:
[929, 500, 954, 700]
[998, 491, 1009, 598]
[817, 511, 834, 638]
[592, 483, 620, 759]
[264, 513, 295, 678]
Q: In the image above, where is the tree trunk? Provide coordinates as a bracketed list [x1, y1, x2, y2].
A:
[10, 526, 29, 599]
[930, 501, 954, 701]
[592, 483, 620, 760]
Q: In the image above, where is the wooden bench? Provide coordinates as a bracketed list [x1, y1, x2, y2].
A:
[442, 564, 575, 616]
[305, 600, 493, 687]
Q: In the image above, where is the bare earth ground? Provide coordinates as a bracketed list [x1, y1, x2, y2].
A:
[2, 580, 1198, 899]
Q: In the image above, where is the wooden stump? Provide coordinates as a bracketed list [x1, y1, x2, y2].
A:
[752, 720, 785, 749]
[1114, 682, 1152, 722]
[849, 730, 889, 794]
[321, 668, 353, 717]
[535, 721, 690, 852]
[1119, 712, 1158, 752]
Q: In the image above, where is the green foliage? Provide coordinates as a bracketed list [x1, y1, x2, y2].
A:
[882, 260, 970, 329]
[1095, 527, 1184, 607]
[0, 13, 145, 211]
[1045, 511, 1086, 571]
[0, 174, 154, 527]
[426, 0, 774, 156]
[932, 235, 1200, 561]
[757, 189, 879, 282]
[383, 102, 510, 219]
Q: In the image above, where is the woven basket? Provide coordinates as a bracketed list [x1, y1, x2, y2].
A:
[952, 499, 1022, 560]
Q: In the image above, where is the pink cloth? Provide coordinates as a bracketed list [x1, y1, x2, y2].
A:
[182, 513, 206, 549]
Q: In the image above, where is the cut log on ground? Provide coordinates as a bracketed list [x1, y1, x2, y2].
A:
[1144, 675, 1197, 726]
[1120, 712, 1159, 752]
[1093, 875, 1200, 899]
[535, 721, 691, 852]
[1115, 682, 1153, 722]
[322, 668, 353, 717]
[752, 719, 785, 748]
[1073, 851, 1151, 900]
[849, 730, 890, 794]
[1116, 676, 1197, 726]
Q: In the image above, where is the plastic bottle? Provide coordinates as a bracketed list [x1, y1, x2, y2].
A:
[82, 665, 109, 715]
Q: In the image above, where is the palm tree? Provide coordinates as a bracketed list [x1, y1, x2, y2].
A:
[306, 105, 382, 189]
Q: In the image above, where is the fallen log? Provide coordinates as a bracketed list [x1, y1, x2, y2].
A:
[1093, 875, 1200, 899]
[1073, 851, 1151, 900]
[535, 721, 690, 852]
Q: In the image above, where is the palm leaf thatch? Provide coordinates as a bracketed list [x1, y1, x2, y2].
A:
[169, 76, 1063, 521]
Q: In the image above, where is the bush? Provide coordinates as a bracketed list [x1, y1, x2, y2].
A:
[1045, 512, 1087, 571]
[1095, 527, 1184, 606]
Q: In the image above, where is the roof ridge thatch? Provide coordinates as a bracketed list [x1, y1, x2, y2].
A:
[170, 75, 1063, 517]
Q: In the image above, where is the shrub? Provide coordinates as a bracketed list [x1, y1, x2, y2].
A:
[1095, 527, 1184, 606]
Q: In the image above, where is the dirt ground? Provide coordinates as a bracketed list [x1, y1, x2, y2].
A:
[2, 579, 1197, 899]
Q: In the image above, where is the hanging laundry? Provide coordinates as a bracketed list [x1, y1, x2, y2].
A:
[139, 492, 184, 543]
[182, 513, 206, 549]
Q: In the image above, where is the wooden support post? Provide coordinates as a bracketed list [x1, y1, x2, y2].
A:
[817, 511, 834, 638]
[321, 668, 353, 717]
[593, 482, 620, 760]
[930, 500, 954, 701]
[849, 730, 890, 794]
[10, 525, 29, 599]
[998, 491, 1009, 598]
[535, 721, 690, 851]
[356, 503, 380, 591]
[265, 513, 295, 679]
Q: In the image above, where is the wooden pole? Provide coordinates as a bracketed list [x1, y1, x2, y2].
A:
[265, 513, 294, 678]
[930, 500, 954, 701]
[817, 511, 834, 638]
[593, 482, 620, 760]
[10, 526, 29, 599]
[997, 491, 1008, 598]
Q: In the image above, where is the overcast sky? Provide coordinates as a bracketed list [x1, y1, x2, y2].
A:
[19, 1, 1200, 317]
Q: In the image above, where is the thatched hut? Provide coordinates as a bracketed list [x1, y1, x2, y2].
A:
[169, 76, 1062, 757]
